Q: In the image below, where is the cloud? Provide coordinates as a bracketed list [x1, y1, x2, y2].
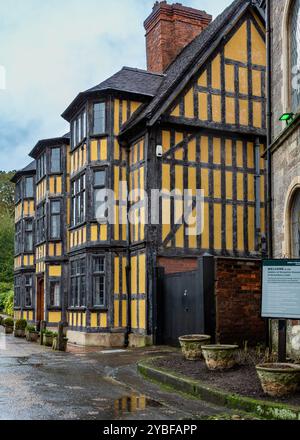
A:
[0, 0, 232, 171]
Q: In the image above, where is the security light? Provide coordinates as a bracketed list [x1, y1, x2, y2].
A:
[279, 112, 295, 126]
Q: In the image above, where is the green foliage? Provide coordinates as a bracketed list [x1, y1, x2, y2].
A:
[26, 325, 36, 333]
[3, 291, 14, 316]
[15, 319, 27, 330]
[3, 317, 14, 327]
[0, 171, 15, 286]
[0, 283, 13, 310]
[0, 171, 15, 218]
[43, 330, 54, 336]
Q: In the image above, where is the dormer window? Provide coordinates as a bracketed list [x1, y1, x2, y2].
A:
[93, 102, 106, 134]
[71, 109, 87, 149]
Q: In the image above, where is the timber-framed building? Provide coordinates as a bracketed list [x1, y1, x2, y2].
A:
[12, 0, 268, 347]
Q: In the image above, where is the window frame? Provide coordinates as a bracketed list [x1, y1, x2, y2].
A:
[92, 255, 106, 308]
[36, 202, 46, 244]
[49, 199, 61, 240]
[71, 107, 87, 150]
[15, 220, 22, 255]
[49, 278, 61, 308]
[24, 218, 34, 253]
[71, 173, 86, 227]
[92, 101, 106, 135]
[50, 147, 62, 174]
[69, 257, 86, 309]
[24, 176, 34, 198]
[14, 275, 22, 308]
[93, 169, 107, 221]
[37, 152, 47, 182]
[24, 275, 33, 308]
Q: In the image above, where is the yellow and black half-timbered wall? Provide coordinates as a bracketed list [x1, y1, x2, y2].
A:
[28, 134, 70, 327]
[12, 0, 267, 347]
[12, 162, 36, 322]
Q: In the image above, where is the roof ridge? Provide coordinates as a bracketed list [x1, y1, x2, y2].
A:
[122, 66, 165, 77]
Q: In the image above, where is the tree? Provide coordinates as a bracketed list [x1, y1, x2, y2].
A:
[0, 171, 15, 218]
[0, 171, 15, 285]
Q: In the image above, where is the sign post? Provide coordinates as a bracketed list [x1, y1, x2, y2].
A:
[262, 259, 300, 362]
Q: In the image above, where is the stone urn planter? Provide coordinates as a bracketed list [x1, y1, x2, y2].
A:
[202, 345, 239, 370]
[178, 335, 211, 361]
[26, 331, 39, 343]
[3, 318, 14, 335]
[43, 333, 54, 347]
[14, 329, 26, 338]
[4, 325, 14, 335]
[256, 363, 300, 397]
[52, 336, 68, 352]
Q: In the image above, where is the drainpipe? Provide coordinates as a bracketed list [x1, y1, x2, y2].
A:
[255, 137, 261, 251]
[266, 0, 273, 259]
[125, 145, 131, 348]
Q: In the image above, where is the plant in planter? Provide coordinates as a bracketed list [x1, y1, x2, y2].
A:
[26, 325, 39, 343]
[14, 319, 27, 338]
[43, 330, 55, 347]
[256, 363, 300, 397]
[3, 318, 14, 334]
[202, 345, 239, 370]
[178, 335, 211, 361]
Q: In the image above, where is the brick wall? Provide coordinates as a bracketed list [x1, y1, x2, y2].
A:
[215, 258, 265, 345]
[157, 256, 198, 274]
[144, 1, 212, 73]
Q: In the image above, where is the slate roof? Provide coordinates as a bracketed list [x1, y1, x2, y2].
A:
[11, 160, 36, 183]
[62, 67, 164, 121]
[29, 132, 71, 159]
[120, 0, 254, 136]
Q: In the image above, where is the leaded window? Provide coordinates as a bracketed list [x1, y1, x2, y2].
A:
[24, 219, 33, 252]
[93, 170, 107, 220]
[25, 177, 34, 198]
[71, 174, 86, 226]
[93, 102, 106, 134]
[70, 258, 86, 308]
[36, 203, 46, 243]
[49, 280, 61, 307]
[92, 256, 105, 307]
[290, 0, 300, 112]
[15, 221, 22, 254]
[71, 109, 87, 149]
[50, 200, 61, 239]
[50, 148, 61, 173]
[25, 275, 33, 307]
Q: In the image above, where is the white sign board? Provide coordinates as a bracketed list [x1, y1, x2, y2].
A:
[262, 260, 300, 319]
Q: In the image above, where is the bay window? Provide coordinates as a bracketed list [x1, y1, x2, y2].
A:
[71, 109, 87, 149]
[37, 153, 46, 181]
[25, 177, 34, 198]
[37, 203, 46, 243]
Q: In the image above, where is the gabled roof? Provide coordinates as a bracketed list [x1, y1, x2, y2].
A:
[62, 67, 164, 122]
[120, 0, 262, 138]
[29, 132, 70, 159]
[11, 160, 36, 183]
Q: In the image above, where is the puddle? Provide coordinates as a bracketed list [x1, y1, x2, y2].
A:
[114, 394, 162, 416]
[100, 350, 127, 354]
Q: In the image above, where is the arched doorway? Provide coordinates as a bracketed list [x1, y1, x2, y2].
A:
[291, 190, 300, 258]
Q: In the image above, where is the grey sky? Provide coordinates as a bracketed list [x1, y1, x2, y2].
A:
[0, 0, 232, 171]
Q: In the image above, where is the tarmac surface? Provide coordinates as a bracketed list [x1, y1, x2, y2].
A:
[0, 329, 235, 420]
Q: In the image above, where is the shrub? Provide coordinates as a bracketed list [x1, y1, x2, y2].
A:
[3, 291, 14, 317]
[43, 330, 54, 337]
[3, 317, 14, 327]
[26, 325, 36, 333]
[15, 319, 27, 330]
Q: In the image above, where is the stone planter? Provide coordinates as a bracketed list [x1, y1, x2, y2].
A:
[52, 337, 68, 352]
[178, 335, 211, 361]
[43, 335, 54, 347]
[26, 331, 39, 343]
[4, 326, 13, 335]
[202, 345, 239, 370]
[256, 363, 300, 397]
[14, 329, 26, 338]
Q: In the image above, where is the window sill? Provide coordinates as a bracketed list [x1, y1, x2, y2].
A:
[71, 138, 87, 152]
[90, 133, 109, 139]
[69, 222, 86, 232]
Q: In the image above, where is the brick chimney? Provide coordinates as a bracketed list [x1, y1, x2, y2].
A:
[144, 1, 212, 74]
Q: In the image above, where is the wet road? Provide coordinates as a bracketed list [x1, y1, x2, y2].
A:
[0, 330, 233, 420]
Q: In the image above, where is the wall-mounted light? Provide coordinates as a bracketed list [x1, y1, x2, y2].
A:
[279, 112, 295, 126]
